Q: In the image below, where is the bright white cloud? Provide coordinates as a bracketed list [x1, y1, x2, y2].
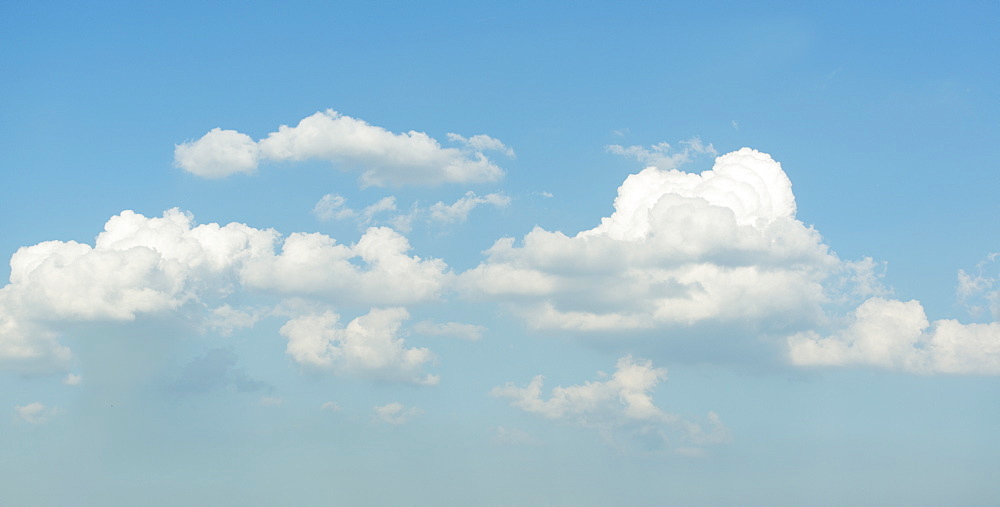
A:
[280, 307, 438, 385]
[175, 110, 511, 186]
[462, 147, 839, 332]
[788, 297, 1000, 375]
[63, 373, 82, 386]
[15, 402, 58, 424]
[492, 356, 730, 450]
[0, 209, 449, 374]
[373, 402, 422, 424]
[173, 128, 260, 179]
[412, 320, 485, 341]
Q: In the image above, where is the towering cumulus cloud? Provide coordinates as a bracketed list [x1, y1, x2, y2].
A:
[462, 148, 840, 332]
[174, 110, 512, 186]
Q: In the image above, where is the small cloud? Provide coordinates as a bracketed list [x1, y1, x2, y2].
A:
[321, 401, 342, 412]
[373, 402, 421, 425]
[63, 373, 82, 386]
[539, 191, 553, 198]
[15, 402, 58, 424]
[731, 120, 739, 130]
[612, 128, 630, 137]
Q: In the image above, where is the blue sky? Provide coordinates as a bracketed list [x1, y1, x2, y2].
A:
[2, 1, 999, 505]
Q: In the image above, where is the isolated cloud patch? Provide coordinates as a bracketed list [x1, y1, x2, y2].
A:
[492, 356, 730, 452]
[462, 147, 840, 332]
[373, 402, 422, 424]
[175, 110, 512, 186]
[280, 307, 438, 385]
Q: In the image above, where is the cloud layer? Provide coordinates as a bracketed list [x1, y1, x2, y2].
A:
[175, 110, 511, 186]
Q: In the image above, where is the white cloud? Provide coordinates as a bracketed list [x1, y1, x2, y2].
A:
[63, 373, 82, 386]
[492, 356, 730, 450]
[461, 147, 840, 333]
[280, 307, 438, 385]
[312, 194, 357, 222]
[175, 110, 511, 186]
[788, 297, 1000, 375]
[0, 209, 449, 373]
[373, 402, 421, 424]
[242, 227, 449, 306]
[412, 320, 485, 341]
[15, 402, 58, 424]
[492, 426, 539, 446]
[320, 401, 342, 412]
[174, 128, 260, 179]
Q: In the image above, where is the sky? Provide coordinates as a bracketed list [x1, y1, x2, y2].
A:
[2, 1, 999, 505]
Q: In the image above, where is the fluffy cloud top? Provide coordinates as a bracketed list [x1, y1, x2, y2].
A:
[492, 356, 730, 450]
[280, 308, 438, 385]
[175, 110, 512, 186]
[0, 209, 449, 374]
[462, 147, 839, 332]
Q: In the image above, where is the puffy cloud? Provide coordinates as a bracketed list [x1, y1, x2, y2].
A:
[0, 209, 449, 374]
[63, 373, 82, 386]
[15, 402, 58, 424]
[492, 356, 730, 450]
[175, 110, 511, 186]
[373, 402, 422, 424]
[412, 320, 485, 341]
[280, 307, 438, 385]
[173, 128, 260, 178]
[462, 147, 839, 333]
[788, 297, 1000, 375]
[242, 227, 448, 306]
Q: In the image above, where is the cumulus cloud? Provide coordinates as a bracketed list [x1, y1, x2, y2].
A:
[462, 147, 839, 333]
[173, 128, 259, 178]
[280, 307, 438, 385]
[492, 356, 730, 451]
[412, 320, 485, 341]
[15, 402, 58, 424]
[175, 110, 512, 186]
[63, 373, 82, 386]
[788, 297, 1000, 375]
[373, 402, 421, 424]
[0, 208, 449, 374]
